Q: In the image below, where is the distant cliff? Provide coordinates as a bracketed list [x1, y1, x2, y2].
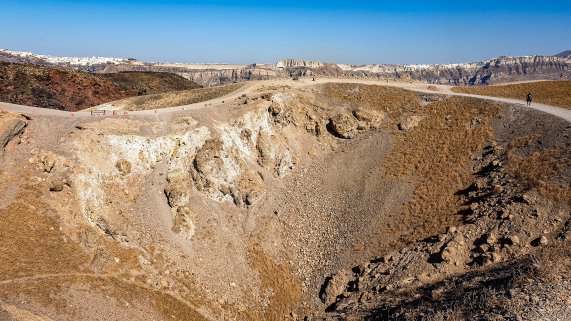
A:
[96, 63, 278, 87]
[2, 49, 569, 86]
[283, 56, 570, 85]
[276, 59, 324, 69]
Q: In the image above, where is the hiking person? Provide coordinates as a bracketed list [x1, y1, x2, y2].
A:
[526, 92, 533, 106]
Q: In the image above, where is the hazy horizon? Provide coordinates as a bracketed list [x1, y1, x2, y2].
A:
[1, 0, 570, 65]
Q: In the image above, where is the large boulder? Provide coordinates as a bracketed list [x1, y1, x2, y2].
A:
[320, 269, 354, 306]
[328, 114, 358, 139]
[398, 115, 423, 131]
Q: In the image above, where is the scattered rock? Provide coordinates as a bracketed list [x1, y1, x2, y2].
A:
[507, 235, 520, 246]
[492, 185, 503, 195]
[397, 115, 422, 131]
[49, 175, 69, 192]
[440, 244, 457, 262]
[380, 253, 394, 263]
[30, 150, 57, 173]
[486, 233, 498, 245]
[115, 159, 132, 176]
[470, 117, 482, 127]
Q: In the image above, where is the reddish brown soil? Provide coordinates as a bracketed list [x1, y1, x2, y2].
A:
[0, 62, 200, 111]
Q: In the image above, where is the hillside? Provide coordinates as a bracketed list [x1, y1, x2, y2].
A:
[0, 62, 200, 111]
[452, 81, 571, 110]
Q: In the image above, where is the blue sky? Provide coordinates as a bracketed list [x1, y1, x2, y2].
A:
[1, 0, 569, 64]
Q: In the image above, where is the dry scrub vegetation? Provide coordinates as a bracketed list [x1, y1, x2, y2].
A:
[321, 84, 502, 250]
[379, 97, 501, 247]
[452, 81, 571, 109]
[243, 242, 302, 321]
[108, 83, 244, 110]
[507, 136, 571, 206]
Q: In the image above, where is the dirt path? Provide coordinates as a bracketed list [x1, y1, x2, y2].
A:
[2, 79, 570, 122]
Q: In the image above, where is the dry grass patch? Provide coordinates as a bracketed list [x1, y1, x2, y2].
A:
[0, 185, 90, 281]
[507, 140, 571, 206]
[378, 97, 502, 247]
[109, 83, 244, 110]
[320, 83, 421, 116]
[320, 84, 504, 250]
[452, 81, 571, 110]
[243, 242, 302, 321]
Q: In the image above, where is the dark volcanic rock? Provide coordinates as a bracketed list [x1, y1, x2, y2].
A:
[0, 62, 200, 111]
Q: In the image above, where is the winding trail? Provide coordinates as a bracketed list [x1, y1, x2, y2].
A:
[1, 79, 570, 122]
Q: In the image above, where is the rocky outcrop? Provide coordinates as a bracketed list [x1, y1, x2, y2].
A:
[0, 111, 27, 152]
[190, 138, 265, 207]
[320, 269, 355, 307]
[328, 114, 358, 139]
[72, 105, 298, 240]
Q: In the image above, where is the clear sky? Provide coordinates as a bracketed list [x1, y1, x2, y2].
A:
[1, 0, 570, 64]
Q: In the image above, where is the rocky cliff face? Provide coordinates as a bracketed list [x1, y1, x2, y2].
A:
[96, 64, 279, 87]
[91, 55, 571, 86]
[2, 49, 569, 87]
[328, 56, 570, 85]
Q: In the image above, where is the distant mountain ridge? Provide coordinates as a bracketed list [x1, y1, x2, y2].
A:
[555, 50, 571, 59]
[1, 49, 569, 86]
